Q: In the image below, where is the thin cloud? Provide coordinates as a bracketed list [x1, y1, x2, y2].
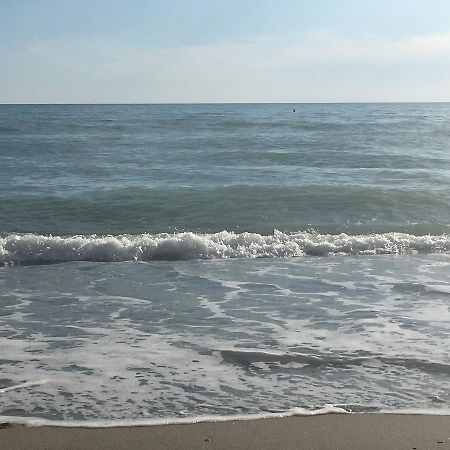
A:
[2, 31, 450, 102]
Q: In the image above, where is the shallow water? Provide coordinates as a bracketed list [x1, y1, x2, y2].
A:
[1, 255, 449, 421]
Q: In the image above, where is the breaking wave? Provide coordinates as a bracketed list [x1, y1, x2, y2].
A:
[1, 230, 450, 265]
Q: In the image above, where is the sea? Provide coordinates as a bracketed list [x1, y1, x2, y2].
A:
[0, 103, 449, 426]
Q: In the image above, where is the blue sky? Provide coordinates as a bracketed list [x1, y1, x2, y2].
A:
[2, 0, 450, 103]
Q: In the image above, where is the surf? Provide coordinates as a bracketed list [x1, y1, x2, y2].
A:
[2, 230, 450, 265]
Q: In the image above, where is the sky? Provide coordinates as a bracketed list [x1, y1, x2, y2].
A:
[2, 0, 450, 103]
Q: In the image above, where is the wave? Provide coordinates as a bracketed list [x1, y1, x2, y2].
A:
[1, 230, 450, 265]
[1, 406, 449, 428]
[3, 185, 450, 236]
[219, 349, 450, 375]
[0, 405, 348, 427]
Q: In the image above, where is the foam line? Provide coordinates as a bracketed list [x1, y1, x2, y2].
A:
[0, 381, 48, 395]
[0, 405, 348, 427]
[2, 230, 450, 265]
[1, 406, 450, 428]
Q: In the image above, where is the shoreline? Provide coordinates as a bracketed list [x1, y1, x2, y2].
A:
[2, 414, 450, 450]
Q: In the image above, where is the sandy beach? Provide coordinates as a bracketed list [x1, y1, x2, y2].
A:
[1, 414, 449, 450]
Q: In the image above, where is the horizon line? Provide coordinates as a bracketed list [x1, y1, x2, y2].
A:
[1, 101, 450, 106]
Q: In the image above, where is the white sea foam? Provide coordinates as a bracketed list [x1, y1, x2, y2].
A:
[1, 406, 449, 428]
[1, 231, 450, 265]
[0, 405, 348, 427]
[0, 381, 48, 394]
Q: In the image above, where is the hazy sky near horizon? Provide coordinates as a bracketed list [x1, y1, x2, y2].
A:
[2, 0, 450, 103]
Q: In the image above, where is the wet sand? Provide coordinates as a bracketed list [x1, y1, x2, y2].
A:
[1, 414, 450, 450]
